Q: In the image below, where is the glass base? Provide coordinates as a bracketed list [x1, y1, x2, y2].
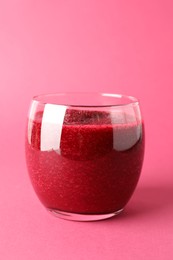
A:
[47, 208, 124, 221]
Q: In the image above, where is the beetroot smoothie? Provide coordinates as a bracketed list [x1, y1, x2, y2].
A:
[25, 108, 144, 215]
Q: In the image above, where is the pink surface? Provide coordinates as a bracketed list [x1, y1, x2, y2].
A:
[0, 0, 173, 259]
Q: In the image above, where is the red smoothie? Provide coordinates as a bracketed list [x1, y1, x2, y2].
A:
[25, 109, 144, 215]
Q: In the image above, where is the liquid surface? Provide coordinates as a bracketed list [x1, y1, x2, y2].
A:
[25, 109, 145, 214]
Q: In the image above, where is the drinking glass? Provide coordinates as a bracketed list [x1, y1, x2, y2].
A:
[25, 93, 145, 221]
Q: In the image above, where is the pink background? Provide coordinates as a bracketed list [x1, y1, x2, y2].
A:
[0, 0, 173, 259]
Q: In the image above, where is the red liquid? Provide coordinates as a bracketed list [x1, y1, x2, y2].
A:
[25, 110, 144, 214]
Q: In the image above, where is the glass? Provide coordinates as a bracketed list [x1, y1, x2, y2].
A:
[25, 93, 145, 221]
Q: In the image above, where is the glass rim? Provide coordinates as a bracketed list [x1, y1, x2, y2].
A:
[32, 92, 139, 108]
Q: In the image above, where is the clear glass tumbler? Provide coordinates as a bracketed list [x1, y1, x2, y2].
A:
[25, 93, 145, 221]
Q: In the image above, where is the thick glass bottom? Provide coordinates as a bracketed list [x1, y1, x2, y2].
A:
[47, 208, 124, 221]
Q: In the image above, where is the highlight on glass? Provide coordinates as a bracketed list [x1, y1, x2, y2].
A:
[25, 93, 145, 221]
